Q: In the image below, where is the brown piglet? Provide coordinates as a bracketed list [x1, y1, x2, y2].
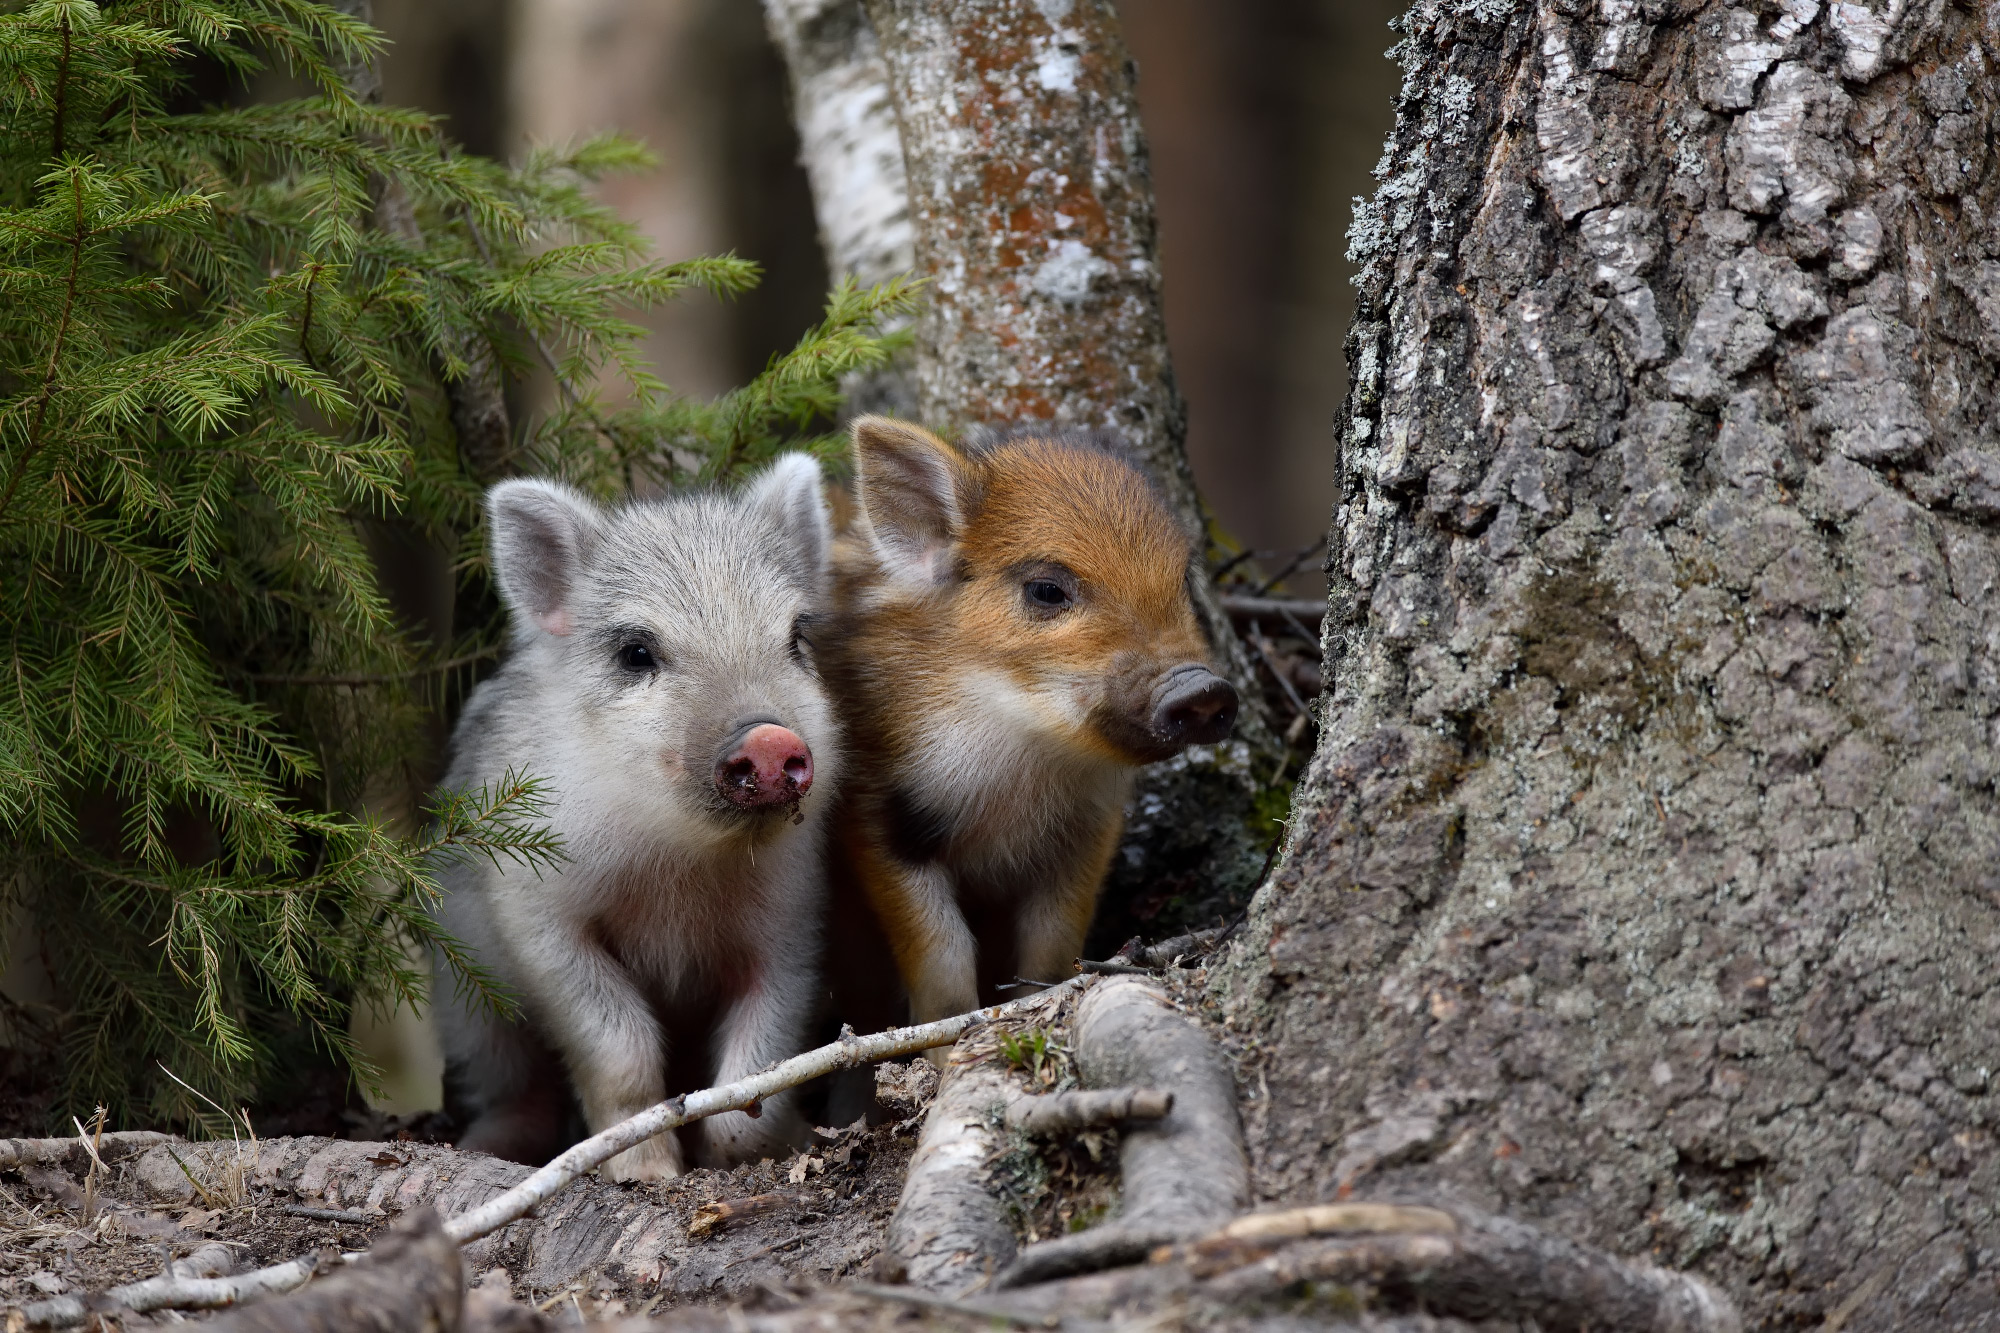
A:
[820, 417, 1238, 1050]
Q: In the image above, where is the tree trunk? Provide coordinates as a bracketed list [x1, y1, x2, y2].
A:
[1217, 1, 2000, 1328]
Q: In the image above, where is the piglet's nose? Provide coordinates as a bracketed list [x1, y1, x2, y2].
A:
[1149, 666, 1239, 750]
[715, 723, 814, 809]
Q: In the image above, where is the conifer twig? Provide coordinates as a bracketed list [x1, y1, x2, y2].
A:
[241, 646, 499, 687]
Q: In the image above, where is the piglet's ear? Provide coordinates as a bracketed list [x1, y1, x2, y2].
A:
[746, 452, 831, 591]
[487, 479, 602, 637]
[851, 416, 965, 588]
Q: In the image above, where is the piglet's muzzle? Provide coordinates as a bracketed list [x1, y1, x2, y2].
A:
[1148, 665, 1239, 749]
[714, 722, 814, 810]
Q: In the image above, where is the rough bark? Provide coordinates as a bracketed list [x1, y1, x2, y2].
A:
[861, 0, 1280, 938]
[882, 1052, 1021, 1294]
[1217, 0, 2000, 1329]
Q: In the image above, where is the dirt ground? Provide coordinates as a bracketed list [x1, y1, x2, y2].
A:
[0, 1063, 953, 1320]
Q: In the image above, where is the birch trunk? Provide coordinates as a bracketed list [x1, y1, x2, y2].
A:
[1217, 1, 2000, 1328]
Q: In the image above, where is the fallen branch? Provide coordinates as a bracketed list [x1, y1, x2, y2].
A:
[1004, 1088, 1171, 1135]
[0, 1132, 175, 1170]
[883, 1049, 1021, 1293]
[996, 978, 1247, 1288]
[20, 977, 1089, 1327]
[24, 1249, 344, 1328]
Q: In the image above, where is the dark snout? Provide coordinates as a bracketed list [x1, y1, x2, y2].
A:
[1149, 665, 1239, 750]
[713, 720, 814, 811]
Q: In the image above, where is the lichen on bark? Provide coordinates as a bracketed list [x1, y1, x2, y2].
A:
[1218, 0, 2000, 1327]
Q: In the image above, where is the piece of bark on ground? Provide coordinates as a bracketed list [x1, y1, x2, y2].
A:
[997, 976, 1247, 1286]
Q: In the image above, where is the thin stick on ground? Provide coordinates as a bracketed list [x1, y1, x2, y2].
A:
[19, 976, 1093, 1328]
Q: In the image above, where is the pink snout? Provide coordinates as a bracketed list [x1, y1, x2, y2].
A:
[714, 723, 814, 810]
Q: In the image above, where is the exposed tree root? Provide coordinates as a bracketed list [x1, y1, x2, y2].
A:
[979, 1201, 1742, 1333]
[996, 977, 1247, 1288]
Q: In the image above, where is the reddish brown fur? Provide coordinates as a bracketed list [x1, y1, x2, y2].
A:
[820, 418, 1230, 1041]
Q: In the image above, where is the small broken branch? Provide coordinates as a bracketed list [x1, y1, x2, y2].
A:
[1004, 1088, 1172, 1135]
[686, 1192, 798, 1240]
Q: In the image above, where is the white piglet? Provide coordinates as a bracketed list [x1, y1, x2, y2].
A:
[431, 454, 837, 1182]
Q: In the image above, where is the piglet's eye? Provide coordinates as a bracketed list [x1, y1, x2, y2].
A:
[618, 642, 657, 671]
[1024, 579, 1072, 609]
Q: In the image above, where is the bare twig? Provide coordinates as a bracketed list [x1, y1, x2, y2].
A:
[1251, 536, 1326, 596]
[444, 975, 1085, 1245]
[1245, 624, 1309, 719]
[1218, 595, 1325, 623]
[1005, 1088, 1172, 1135]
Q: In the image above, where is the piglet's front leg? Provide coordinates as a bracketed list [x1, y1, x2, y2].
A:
[699, 964, 816, 1166]
[526, 926, 684, 1182]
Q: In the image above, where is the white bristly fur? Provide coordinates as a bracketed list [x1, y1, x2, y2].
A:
[431, 454, 838, 1182]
